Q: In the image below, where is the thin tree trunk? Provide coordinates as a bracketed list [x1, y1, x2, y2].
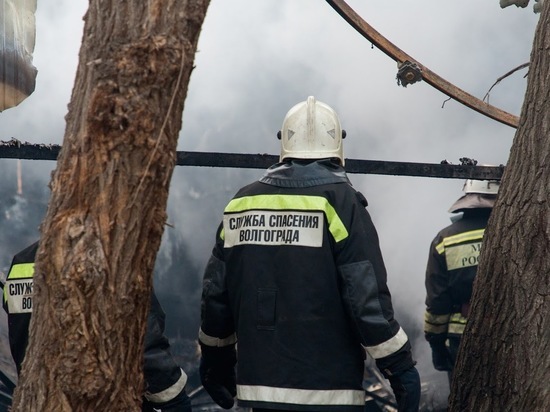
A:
[11, 1, 210, 410]
[449, 2, 550, 411]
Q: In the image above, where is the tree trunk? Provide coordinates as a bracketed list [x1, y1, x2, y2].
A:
[449, 3, 550, 411]
[11, 1, 210, 410]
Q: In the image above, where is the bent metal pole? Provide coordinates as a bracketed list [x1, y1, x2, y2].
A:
[326, 0, 520, 128]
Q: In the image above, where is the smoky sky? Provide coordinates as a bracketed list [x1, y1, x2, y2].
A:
[0, 0, 541, 400]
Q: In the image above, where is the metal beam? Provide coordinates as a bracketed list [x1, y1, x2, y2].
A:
[0, 140, 504, 180]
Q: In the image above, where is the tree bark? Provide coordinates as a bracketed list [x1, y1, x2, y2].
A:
[449, 2, 550, 411]
[11, 1, 210, 410]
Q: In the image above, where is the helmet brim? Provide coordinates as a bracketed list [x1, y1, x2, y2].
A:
[448, 193, 497, 213]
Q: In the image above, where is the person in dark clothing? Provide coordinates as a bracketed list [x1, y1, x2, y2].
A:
[2, 241, 192, 412]
[199, 96, 420, 412]
[424, 177, 499, 380]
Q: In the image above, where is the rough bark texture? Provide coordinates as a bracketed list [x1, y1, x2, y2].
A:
[11, 1, 210, 410]
[449, 2, 550, 411]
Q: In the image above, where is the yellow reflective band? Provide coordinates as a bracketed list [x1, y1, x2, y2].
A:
[424, 311, 450, 324]
[424, 311, 450, 334]
[424, 323, 448, 334]
[424, 311, 450, 333]
[7, 263, 35, 280]
[448, 312, 468, 335]
[435, 229, 485, 254]
[449, 313, 467, 324]
[224, 194, 348, 243]
[237, 385, 365, 406]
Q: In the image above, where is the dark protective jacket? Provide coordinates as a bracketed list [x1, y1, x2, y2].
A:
[200, 160, 415, 411]
[424, 208, 492, 340]
[2, 241, 188, 407]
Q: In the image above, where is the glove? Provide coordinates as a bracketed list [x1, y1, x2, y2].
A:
[199, 344, 237, 409]
[142, 388, 192, 412]
[388, 366, 421, 412]
[428, 336, 453, 372]
[431, 344, 453, 372]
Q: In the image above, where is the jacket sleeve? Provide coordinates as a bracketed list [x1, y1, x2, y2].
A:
[424, 235, 452, 339]
[143, 288, 188, 404]
[199, 224, 237, 348]
[334, 190, 414, 377]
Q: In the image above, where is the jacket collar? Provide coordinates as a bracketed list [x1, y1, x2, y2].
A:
[259, 159, 350, 188]
[448, 193, 496, 213]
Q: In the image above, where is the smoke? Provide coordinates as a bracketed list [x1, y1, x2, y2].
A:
[0, 161, 51, 268]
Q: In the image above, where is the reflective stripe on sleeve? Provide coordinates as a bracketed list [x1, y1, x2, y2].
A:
[424, 311, 450, 334]
[144, 368, 188, 403]
[224, 194, 349, 243]
[198, 328, 237, 347]
[364, 327, 408, 359]
[237, 384, 365, 406]
[448, 313, 468, 335]
[435, 229, 485, 254]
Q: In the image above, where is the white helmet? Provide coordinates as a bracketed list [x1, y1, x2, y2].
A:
[448, 178, 500, 213]
[278, 96, 345, 165]
[462, 179, 500, 195]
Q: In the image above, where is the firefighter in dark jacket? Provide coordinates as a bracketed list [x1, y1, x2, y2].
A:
[2, 241, 192, 412]
[199, 96, 421, 412]
[424, 177, 499, 378]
